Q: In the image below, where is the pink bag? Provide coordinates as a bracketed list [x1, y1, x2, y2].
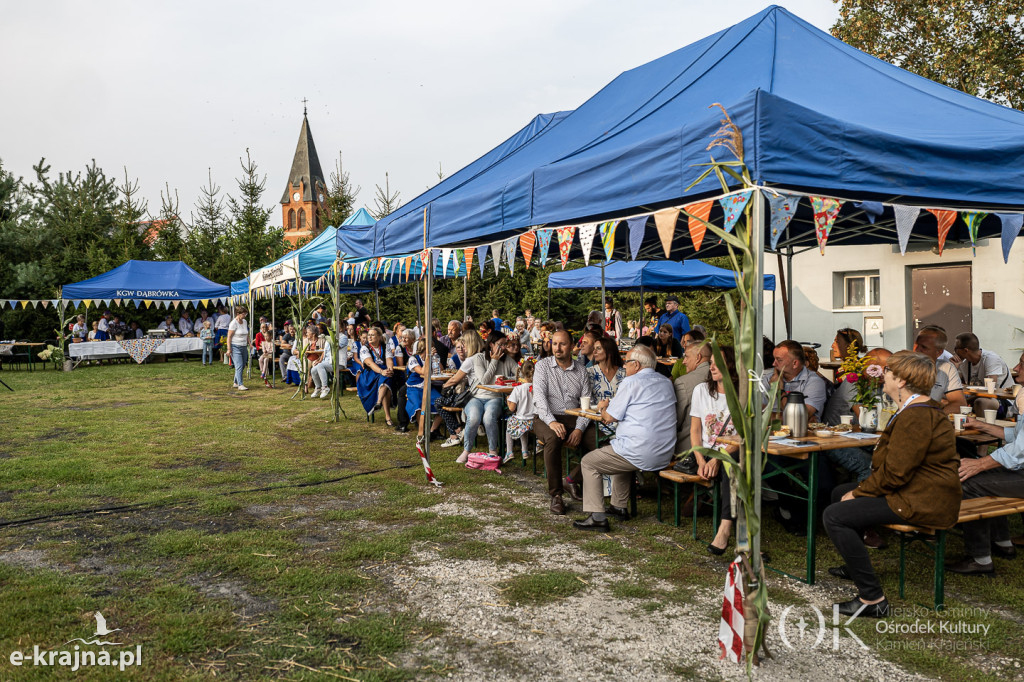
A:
[465, 452, 502, 473]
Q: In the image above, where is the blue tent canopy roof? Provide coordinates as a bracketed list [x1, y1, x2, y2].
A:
[342, 5, 1024, 260]
[547, 260, 775, 292]
[62, 260, 230, 300]
[341, 208, 375, 226]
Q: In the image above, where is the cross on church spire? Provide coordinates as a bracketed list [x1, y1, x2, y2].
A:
[302, 97, 308, 116]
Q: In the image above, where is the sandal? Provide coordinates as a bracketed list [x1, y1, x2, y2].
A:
[386, 419, 394, 427]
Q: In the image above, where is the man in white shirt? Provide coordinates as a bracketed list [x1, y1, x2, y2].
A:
[955, 331, 1013, 417]
[913, 328, 967, 414]
[157, 315, 178, 336]
[573, 344, 676, 531]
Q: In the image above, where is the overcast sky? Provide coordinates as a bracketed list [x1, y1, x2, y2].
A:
[1, 1, 839, 223]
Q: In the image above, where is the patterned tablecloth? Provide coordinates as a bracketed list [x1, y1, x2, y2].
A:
[117, 338, 164, 364]
[0, 344, 12, 356]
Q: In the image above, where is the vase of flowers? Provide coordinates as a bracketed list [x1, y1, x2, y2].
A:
[839, 343, 886, 433]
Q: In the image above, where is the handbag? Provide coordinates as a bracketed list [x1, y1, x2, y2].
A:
[441, 384, 472, 410]
[674, 414, 733, 475]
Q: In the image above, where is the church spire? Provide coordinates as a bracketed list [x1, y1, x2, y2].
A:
[280, 108, 326, 205]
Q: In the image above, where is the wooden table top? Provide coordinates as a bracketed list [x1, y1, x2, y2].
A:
[716, 431, 880, 459]
[963, 385, 1018, 400]
[565, 407, 604, 421]
[478, 384, 516, 394]
[657, 357, 679, 366]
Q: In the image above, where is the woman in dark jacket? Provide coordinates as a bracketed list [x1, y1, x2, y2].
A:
[823, 350, 960, 618]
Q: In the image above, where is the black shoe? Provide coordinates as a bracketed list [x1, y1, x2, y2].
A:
[773, 506, 807, 537]
[992, 544, 1018, 560]
[429, 429, 443, 441]
[394, 424, 410, 433]
[828, 565, 853, 581]
[550, 495, 566, 516]
[835, 597, 889, 618]
[606, 505, 630, 522]
[563, 476, 583, 501]
[946, 557, 996, 575]
[707, 542, 727, 556]
[572, 515, 610, 532]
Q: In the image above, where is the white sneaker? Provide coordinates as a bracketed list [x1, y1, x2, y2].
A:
[232, 383, 238, 388]
[237, 385, 248, 391]
[477, 425, 486, 437]
[310, 388, 322, 398]
[440, 435, 462, 448]
[320, 388, 331, 400]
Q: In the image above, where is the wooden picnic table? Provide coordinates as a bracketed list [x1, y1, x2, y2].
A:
[478, 383, 516, 395]
[963, 385, 1019, 400]
[656, 356, 678, 367]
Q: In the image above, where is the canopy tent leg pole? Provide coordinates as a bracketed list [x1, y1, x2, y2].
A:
[247, 292, 253, 382]
[600, 263, 606, 322]
[418, 208, 441, 486]
[414, 283, 421, 333]
[777, 252, 790, 340]
[463, 276, 467, 322]
[639, 284, 645, 336]
[374, 285, 381, 322]
[270, 288, 276, 388]
[546, 286, 550, 321]
[745, 191, 767, 577]
[785, 246, 794, 340]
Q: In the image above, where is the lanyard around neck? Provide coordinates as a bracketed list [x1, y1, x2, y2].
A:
[897, 393, 922, 414]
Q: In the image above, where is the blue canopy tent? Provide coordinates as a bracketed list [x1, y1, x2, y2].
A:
[548, 260, 775, 292]
[62, 260, 229, 302]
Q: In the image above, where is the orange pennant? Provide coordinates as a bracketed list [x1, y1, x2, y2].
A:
[654, 209, 680, 258]
[684, 200, 713, 251]
[519, 232, 537, 269]
[463, 247, 475, 276]
[926, 209, 958, 255]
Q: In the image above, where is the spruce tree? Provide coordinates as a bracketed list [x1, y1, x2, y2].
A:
[224, 149, 284, 282]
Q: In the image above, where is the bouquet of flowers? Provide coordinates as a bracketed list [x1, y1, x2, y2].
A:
[838, 343, 884, 409]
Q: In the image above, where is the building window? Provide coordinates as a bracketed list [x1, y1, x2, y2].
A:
[298, 209, 306, 230]
[314, 210, 320, 233]
[840, 272, 880, 309]
[288, 209, 296, 230]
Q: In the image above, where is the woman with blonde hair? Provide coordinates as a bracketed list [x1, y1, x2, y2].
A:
[357, 326, 396, 424]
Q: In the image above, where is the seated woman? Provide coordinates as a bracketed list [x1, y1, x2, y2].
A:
[406, 338, 444, 442]
[652, 324, 683, 359]
[256, 324, 275, 387]
[689, 347, 741, 556]
[823, 350, 960, 618]
[588, 337, 626, 437]
[310, 329, 335, 399]
[357, 327, 396, 425]
[439, 333, 477, 448]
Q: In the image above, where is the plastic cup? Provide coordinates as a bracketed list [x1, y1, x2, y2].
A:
[984, 409, 998, 424]
[985, 378, 996, 392]
[839, 415, 854, 425]
[580, 397, 592, 411]
[959, 406, 972, 415]
[953, 414, 966, 431]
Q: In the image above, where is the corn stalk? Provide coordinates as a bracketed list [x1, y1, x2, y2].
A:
[678, 105, 779, 669]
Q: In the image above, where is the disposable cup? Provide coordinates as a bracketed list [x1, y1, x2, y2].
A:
[580, 397, 592, 411]
[839, 415, 854, 425]
[959, 406, 972, 415]
[952, 414, 966, 431]
[984, 409, 998, 424]
[985, 378, 996, 392]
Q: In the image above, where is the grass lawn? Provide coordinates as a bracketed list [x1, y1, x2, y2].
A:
[1, 361, 1022, 680]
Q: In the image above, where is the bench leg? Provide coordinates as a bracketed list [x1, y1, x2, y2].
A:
[629, 474, 638, 519]
[691, 484, 700, 540]
[897, 532, 908, 600]
[712, 483, 720, 533]
[674, 482, 681, 528]
[934, 530, 947, 611]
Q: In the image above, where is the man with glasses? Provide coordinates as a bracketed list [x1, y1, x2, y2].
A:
[573, 345, 677, 531]
[674, 332, 712, 453]
[913, 327, 967, 414]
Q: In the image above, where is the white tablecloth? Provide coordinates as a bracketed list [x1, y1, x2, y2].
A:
[68, 337, 204, 359]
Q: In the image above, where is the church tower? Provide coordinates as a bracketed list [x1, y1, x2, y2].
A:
[281, 106, 327, 248]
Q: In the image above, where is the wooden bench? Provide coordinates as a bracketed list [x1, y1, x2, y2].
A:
[884, 496, 1024, 609]
[657, 469, 720, 541]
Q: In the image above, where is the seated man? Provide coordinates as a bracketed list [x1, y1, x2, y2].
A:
[913, 327, 967, 414]
[158, 315, 181, 337]
[948, 411, 1024, 575]
[955, 332, 1013, 417]
[577, 329, 601, 366]
[573, 344, 676, 531]
[178, 310, 195, 337]
[532, 330, 597, 515]
[771, 340, 828, 420]
[673, 337, 711, 453]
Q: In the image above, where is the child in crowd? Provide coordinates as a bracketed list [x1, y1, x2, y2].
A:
[199, 320, 215, 365]
[88, 321, 100, 341]
[504, 360, 536, 464]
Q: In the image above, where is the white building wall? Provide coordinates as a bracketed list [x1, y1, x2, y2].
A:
[762, 239, 1024, 364]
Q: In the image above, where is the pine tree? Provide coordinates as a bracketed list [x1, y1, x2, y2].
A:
[151, 184, 187, 263]
[371, 172, 401, 220]
[186, 169, 228, 279]
[323, 152, 360, 226]
[223, 149, 284, 282]
[110, 168, 152, 266]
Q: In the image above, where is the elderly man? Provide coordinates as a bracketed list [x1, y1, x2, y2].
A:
[573, 345, 677, 531]
[532, 330, 597, 515]
[955, 332, 1013, 417]
[913, 327, 967, 414]
[771, 340, 828, 420]
[656, 296, 690, 341]
[674, 337, 712, 453]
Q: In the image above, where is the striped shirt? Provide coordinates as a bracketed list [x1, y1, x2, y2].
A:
[533, 355, 593, 432]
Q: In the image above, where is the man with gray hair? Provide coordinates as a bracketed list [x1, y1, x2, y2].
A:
[573, 344, 677, 531]
[913, 327, 967, 414]
[955, 331, 1012, 417]
[674, 333, 711, 453]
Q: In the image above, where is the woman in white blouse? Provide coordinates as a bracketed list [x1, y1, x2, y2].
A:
[357, 327, 396, 425]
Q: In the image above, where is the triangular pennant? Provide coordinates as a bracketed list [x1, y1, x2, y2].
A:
[809, 196, 843, 254]
[173, 301, 180, 309]
[476, 244, 489, 278]
[463, 248, 475, 277]
[144, 300, 152, 309]
[599, 221, 618, 261]
[764, 191, 799, 250]
[556, 226, 576, 269]
[926, 208, 958, 255]
[998, 213, 1023, 263]
[892, 205, 921, 255]
[502, 236, 518, 276]
[520, 232, 536, 269]
[132, 299, 141, 307]
[853, 201, 885, 224]
[102, 299, 110, 307]
[490, 240, 503, 276]
[441, 248, 452, 277]
[962, 211, 988, 256]
[536, 229, 553, 267]
[718, 190, 753, 233]
[683, 200, 714, 251]
[653, 209, 679, 258]
[20, 300, 29, 309]
[627, 216, 647, 260]
[578, 223, 598, 266]
[84, 299, 93, 309]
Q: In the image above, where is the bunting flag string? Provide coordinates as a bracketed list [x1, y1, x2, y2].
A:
[764, 191, 799, 250]
[719, 190, 753, 233]
[556, 226, 576, 269]
[490, 240, 503, 276]
[476, 244, 489, 278]
[963, 211, 988, 256]
[441, 248, 452, 277]
[626, 216, 647, 260]
[653, 209, 679, 258]
[519, 231, 537, 269]
[536, 228, 553, 267]
[502, 236, 518, 276]
[926, 208, 958, 255]
[464, 247, 475, 277]
[599, 220, 618, 261]
[809, 196, 843, 254]
[998, 213, 1023, 263]
[578, 223, 598, 266]
[893, 205, 920, 255]
[683, 200, 714, 252]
